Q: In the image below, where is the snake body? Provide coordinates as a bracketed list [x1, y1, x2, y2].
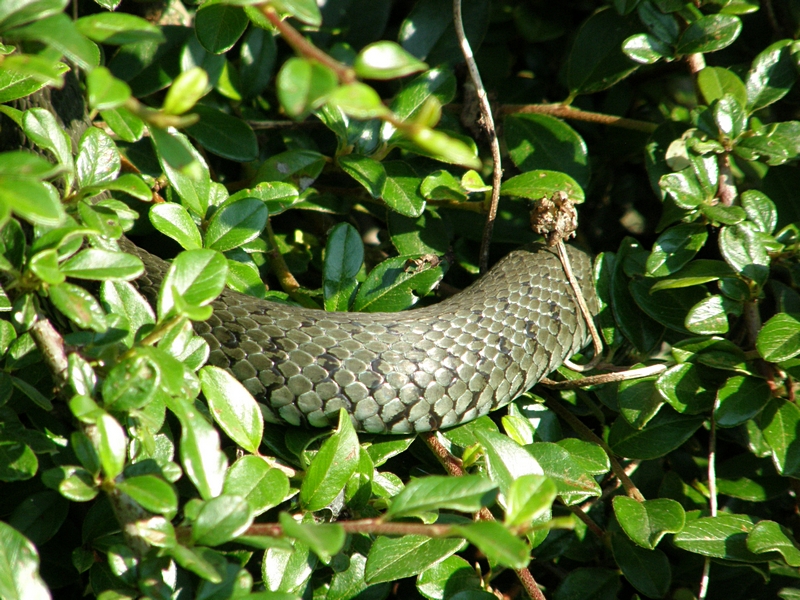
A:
[128, 240, 597, 434]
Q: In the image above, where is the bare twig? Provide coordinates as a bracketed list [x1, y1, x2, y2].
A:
[699, 401, 720, 600]
[687, 53, 706, 75]
[453, 0, 501, 274]
[30, 319, 69, 391]
[564, 502, 605, 539]
[544, 398, 645, 502]
[540, 364, 667, 389]
[717, 153, 736, 207]
[499, 104, 658, 134]
[260, 7, 356, 84]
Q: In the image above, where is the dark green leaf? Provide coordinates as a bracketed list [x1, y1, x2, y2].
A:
[747, 520, 800, 567]
[195, 3, 248, 54]
[760, 398, 800, 477]
[608, 409, 704, 459]
[645, 223, 707, 276]
[673, 514, 768, 562]
[49, 282, 107, 332]
[554, 568, 620, 600]
[365, 535, 464, 584]
[757, 313, 800, 362]
[116, 475, 177, 517]
[157, 249, 228, 320]
[75, 12, 163, 45]
[697, 66, 747, 106]
[191, 494, 253, 546]
[719, 222, 770, 288]
[323, 222, 363, 312]
[186, 105, 258, 162]
[715, 375, 771, 427]
[611, 533, 671, 599]
[352, 254, 447, 312]
[675, 15, 742, 54]
[526, 442, 601, 503]
[278, 513, 345, 563]
[622, 33, 671, 64]
[745, 40, 797, 111]
[386, 475, 497, 519]
[452, 521, 529, 569]
[612, 496, 685, 549]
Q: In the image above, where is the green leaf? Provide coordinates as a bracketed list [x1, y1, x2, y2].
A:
[277, 57, 338, 119]
[719, 222, 770, 288]
[323, 222, 363, 312]
[567, 9, 640, 95]
[185, 105, 258, 162]
[675, 14, 742, 54]
[673, 514, 767, 562]
[747, 520, 800, 567]
[263, 540, 316, 593]
[162, 67, 208, 116]
[7, 14, 99, 70]
[327, 82, 391, 120]
[354, 41, 428, 80]
[352, 254, 447, 312]
[223, 456, 290, 516]
[0, 177, 64, 226]
[611, 533, 671, 599]
[278, 513, 345, 563]
[204, 197, 268, 252]
[23, 107, 73, 184]
[239, 27, 277, 102]
[659, 169, 705, 208]
[101, 107, 144, 143]
[195, 3, 248, 54]
[504, 474, 557, 528]
[622, 33, 672, 64]
[41, 465, 97, 501]
[0, 521, 50, 600]
[0, 0, 68, 30]
[339, 154, 385, 198]
[697, 66, 747, 106]
[270, 0, 321, 26]
[382, 161, 427, 217]
[150, 203, 203, 250]
[116, 475, 177, 517]
[554, 568, 620, 600]
[475, 429, 542, 495]
[300, 409, 360, 511]
[650, 259, 735, 292]
[96, 412, 127, 480]
[760, 398, 800, 477]
[525, 442, 601, 504]
[645, 223, 708, 276]
[452, 521, 529, 569]
[101, 353, 158, 411]
[0, 440, 38, 482]
[75, 12, 163, 45]
[388, 67, 456, 130]
[167, 397, 228, 500]
[608, 409, 704, 459]
[504, 114, 590, 189]
[741, 190, 777, 234]
[745, 40, 797, 111]
[385, 475, 497, 519]
[61, 248, 143, 281]
[150, 127, 211, 217]
[713, 94, 746, 140]
[407, 127, 481, 170]
[191, 494, 253, 546]
[101, 281, 155, 347]
[49, 282, 107, 332]
[501, 170, 584, 203]
[612, 496, 685, 549]
[157, 249, 228, 320]
[199, 366, 264, 454]
[685, 294, 740, 335]
[757, 313, 800, 362]
[417, 555, 482, 600]
[715, 375, 771, 428]
[365, 535, 464, 584]
[86, 67, 131, 111]
[29, 249, 63, 285]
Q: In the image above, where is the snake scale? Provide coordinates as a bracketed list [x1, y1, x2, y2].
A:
[125, 238, 598, 434]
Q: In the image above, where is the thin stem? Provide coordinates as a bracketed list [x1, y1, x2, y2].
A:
[717, 153, 736, 207]
[499, 104, 658, 134]
[556, 241, 603, 371]
[699, 401, 720, 600]
[699, 559, 712, 600]
[540, 364, 667, 389]
[565, 503, 605, 539]
[545, 398, 645, 502]
[261, 7, 356, 84]
[453, 0, 501, 274]
[30, 319, 69, 391]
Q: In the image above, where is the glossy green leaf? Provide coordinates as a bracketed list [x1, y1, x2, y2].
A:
[195, 3, 248, 54]
[675, 14, 742, 54]
[715, 375, 771, 428]
[7, 14, 99, 70]
[75, 12, 163, 45]
[223, 456, 290, 516]
[49, 282, 107, 333]
[0, 521, 50, 600]
[0, 440, 38, 482]
[659, 169, 705, 208]
[191, 494, 253, 546]
[150, 127, 211, 217]
[673, 514, 767, 562]
[61, 248, 143, 281]
[150, 203, 203, 250]
[327, 82, 391, 120]
[386, 475, 497, 519]
[352, 254, 447, 312]
[354, 41, 427, 80]
[760, 398, 800, 477]
[504, 114, 590, 189]
[96, 413, 127, 480]
[100, 281, 155, 347]
[101, 353, 158, 411]
[300, 409, 359, 511]
[162, 67, 208, 115]
[697, 66, 747, 106]
[116, 475, 177, 517]
[382, 160, 426, 217]
[500, 170, 584, 203]
[204, 197, 268, 252]
[239, 27, 277, 101]
[526, 442, 601, 504]
[719, 222, 770, 288]
[157, 249, 228, 320]
[167, 396, 228, 500]
[622, 32, 671, 64]
[200, 365, 264, 454]
[416, 555, 482, 600]
[407, 127, 481, 169]
[757, 313, 800, 362]
[475, 429, 542, 495]
[323, 222, 363, 312]
[452, 521, 529, 569]
[747, 520, 800, 567]
[646, 223, 707, 277]
[746, 40, 797, 111]
[186, 105, 258, 162]
[277, 57, 338, 119]
[612, 496, 685, 549]
[278, 513, 345, 563]
[713, 94, 746, 140]
[365, 535, 464, 584]
[608, 409, 704, 459]
[86, 67, 131, 111]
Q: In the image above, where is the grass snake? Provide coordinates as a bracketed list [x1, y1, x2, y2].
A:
[126, 239, 598, 434]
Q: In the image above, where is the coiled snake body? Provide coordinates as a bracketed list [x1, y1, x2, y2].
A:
[129, 240, 598, 434]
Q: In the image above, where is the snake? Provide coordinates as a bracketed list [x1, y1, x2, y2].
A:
[125, 238, 598, 434]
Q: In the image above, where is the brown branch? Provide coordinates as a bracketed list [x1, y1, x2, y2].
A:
[540, 364, 667, 389]
[716, 153, 736, 207]
[453, 0, 501, 274]
[564, 503, 605, 539]
[261, 6, 356, 84]
[499, 104, 658, 134]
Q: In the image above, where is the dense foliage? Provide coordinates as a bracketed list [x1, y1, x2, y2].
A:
[3, 0, 800, 598]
